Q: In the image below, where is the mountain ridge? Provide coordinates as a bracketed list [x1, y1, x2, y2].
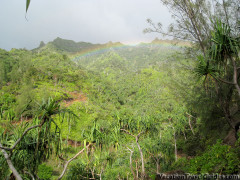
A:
[32, 37, 190, 54]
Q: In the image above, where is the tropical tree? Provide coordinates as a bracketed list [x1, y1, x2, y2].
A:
[145, 0, 240, 135]
[0, 97, 71, 179]
[144, 0, 240, 53]
[195, 19, 240, 129]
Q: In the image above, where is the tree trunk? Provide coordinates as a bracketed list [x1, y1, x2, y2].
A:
[173, 129, 177, 161]
[156, 158, 160, 174]
[231, 57, 240, 98]
[136, 137, 145, 179]
[91, 168, 95, 179]
[120, 129, 145, 179]
[127, 147, 137, 180]
[99, 169, 103, 180]
[136, 161, 139, 179]
[213, 78, 236, 129]
[188, 116, 195, 135]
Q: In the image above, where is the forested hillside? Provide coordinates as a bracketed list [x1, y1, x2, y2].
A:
[1, 36, 239, 179]
[0, 0, 240, 179]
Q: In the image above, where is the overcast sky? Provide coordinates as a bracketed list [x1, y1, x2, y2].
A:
[0, 0, 172, 50]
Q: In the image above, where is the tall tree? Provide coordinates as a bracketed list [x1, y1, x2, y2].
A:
[144, 0, 240, 53]
[0, 98, 72, 179]
[145, 0, 240, 131]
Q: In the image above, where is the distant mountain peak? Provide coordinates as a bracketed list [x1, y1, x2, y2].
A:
[33, 37, 126, 54]
[38, 41, 45, 48]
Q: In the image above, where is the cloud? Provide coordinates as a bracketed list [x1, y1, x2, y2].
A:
[0, 0, 172, 50]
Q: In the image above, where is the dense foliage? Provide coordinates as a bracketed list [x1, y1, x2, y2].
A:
[1, 0, 240, 178]
[0, 36, 239, 179]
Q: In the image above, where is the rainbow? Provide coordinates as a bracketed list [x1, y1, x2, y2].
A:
[71, 40, 190, 61]
[71, 43, 127, 61]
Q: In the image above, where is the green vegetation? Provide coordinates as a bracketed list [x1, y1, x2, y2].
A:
[1, 37, 239, 179]
[38, 163, 53, 180]
[1, 0, 240, 179]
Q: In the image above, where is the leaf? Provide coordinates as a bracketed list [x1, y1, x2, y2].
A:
[26, 0, 31, 12]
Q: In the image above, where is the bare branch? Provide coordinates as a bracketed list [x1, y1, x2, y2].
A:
[148, 152, 158, 163]
[231, 57, 240, 97]
[23, 170, 35, 180]
[126, 146, 134, 153]
[188, 115, 195, 135]
[216, 77, 235, 85]
[0, 142, 22, 180]
[0, 120, 45, 151]
[136, 131, 144, 140]
[185, 112, 196, 119]
[126, 146, 137, 180]
[120, 129, 135, 138]
[0, 119, 46, 180]
[120, 129, 146, 178]
[58, 143, 92, 180]
[144, 27, 193, 41]
[58, 155, 67, 161]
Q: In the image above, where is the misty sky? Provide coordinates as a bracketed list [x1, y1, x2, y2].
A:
[0, 0, 172, 50]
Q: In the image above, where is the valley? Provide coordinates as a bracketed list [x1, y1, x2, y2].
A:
[1, 37, 239, 179]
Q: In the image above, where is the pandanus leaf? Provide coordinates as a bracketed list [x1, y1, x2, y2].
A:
[26, 0, 31, 12]
[210, 19, 239, 62]
[195, 55, 218, 81]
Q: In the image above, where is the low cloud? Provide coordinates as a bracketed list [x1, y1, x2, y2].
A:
[0, 0, 172, 50]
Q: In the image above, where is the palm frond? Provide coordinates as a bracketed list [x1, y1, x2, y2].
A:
[194, 55, 218, 78]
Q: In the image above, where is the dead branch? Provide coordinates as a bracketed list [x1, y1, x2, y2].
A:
[23, 170, 35, 180]
[58, 143, 92, 180]
[0, 142, 22, 180]
[120, 129, 135, 138]
[120, 129, 145, 179]
[126, 146, 137, 180]
[0, 120, 46, 180]
[0, 120, 45, 151]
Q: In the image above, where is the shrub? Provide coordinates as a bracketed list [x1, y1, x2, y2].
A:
[173, 140, 239, 174]
[66, 161, 94, 179]
[187, 140, 239, 174]
[38, 163, 53, 180]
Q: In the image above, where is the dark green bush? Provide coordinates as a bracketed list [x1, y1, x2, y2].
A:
[66, 161, 95, 180]
[173, 140, 239, 174]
